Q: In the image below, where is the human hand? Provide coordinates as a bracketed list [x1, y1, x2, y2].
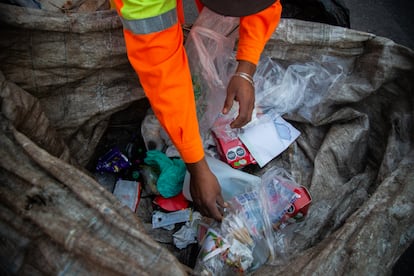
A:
[222, 60, 256, 128]
[186, 158, 225, 221]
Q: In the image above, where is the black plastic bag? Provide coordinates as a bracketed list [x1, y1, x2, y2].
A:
[281, 0, 350, 27]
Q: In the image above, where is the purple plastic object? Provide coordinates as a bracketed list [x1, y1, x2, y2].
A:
[96, 147, 131, 173]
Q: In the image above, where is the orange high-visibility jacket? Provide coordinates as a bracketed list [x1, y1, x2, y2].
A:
[113, 0, 281, 163]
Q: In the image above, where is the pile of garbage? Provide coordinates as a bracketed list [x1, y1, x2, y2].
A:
[89, 102, 312, 274]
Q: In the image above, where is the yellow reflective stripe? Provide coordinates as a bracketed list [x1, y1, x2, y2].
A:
[121, 8, 177, 34]
[120, 0, 176, 20]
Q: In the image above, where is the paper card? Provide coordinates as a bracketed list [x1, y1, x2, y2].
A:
[238, 116, 300, 167]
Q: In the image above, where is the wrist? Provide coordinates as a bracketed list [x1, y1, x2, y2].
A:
[232, 72, 255, 88]
[186, 157, 209, 175]
[236, 60, 256, 76]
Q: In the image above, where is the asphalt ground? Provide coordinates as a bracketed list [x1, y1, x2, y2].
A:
[343, 0, 414, 50]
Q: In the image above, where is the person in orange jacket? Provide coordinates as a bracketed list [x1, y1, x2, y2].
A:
[112, 0, 282, 221]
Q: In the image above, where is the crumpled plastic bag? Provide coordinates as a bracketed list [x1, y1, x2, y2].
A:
[144, 150, 186, 198]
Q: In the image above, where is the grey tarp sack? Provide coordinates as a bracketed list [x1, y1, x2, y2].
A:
[0, 3, 413, 275]
[0, 4, 145, 166]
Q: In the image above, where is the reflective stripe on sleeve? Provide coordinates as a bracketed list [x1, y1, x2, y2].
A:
[121, 8, 177, 34]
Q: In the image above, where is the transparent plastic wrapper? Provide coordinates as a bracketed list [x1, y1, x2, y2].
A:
[254, 57, 308, 115]
[211, 104, 240, 143]
[209, 102, 259, 141]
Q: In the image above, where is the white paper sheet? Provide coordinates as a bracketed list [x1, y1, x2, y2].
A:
[238, 115, 300, 167]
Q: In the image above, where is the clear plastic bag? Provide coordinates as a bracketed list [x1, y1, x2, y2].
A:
[295, 57, 346, 122]
[254, 56, 346, 122]
[210, 102, 242, 143]
[192, 163, 313, 274]
[185, 8, 239, 140]
[259, 167, 300, 230]
[254, 57, 308, 115]
[193, 188, 275, 275]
